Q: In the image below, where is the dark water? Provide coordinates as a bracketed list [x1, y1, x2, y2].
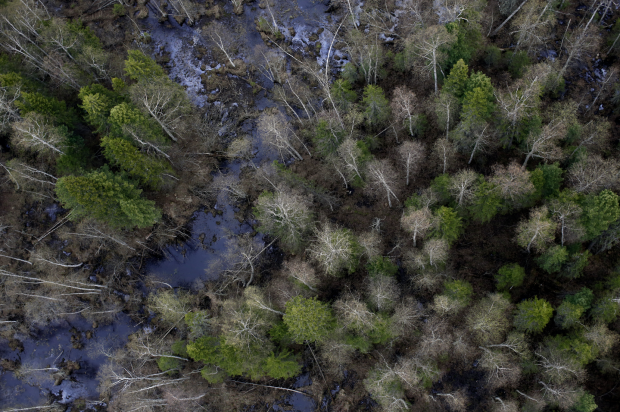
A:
[0, 313, 137, 410]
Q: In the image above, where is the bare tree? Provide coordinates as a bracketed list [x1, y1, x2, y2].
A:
[547, 196, 583, 246]
[367, 276, 400, 312]
[0, 84, 20, 134]
[406, 25, 456, 94]
[397, 140, 425, 186]
[556, 4, 601, 82]
[451, 120, 496, 164]
[391, 86, 419, 137]
[11, 112, 65, 156]
[334, 293, 376, 332]
[494, 64, 548, 146]
[515, 206, 555, 252]
[401, 207, 434, 247]
[365, 159, 400, 207]
[522, 104, 574, 168]
[336, 137, 365, 184]
[432, 138, 457, 174]
[423, 238, 450, 268]
[283, 258, 319, 292]
[449, 169, 478, 207]
[345, 29, 385, 85]
[309, 223, 359, 276]
[511, 0, 556, 54]
[466, 293, 513, 345]
[435, 92, 459, 138]
[258, 112, 308, 161]
[129, 76, 192, 142]
[567, 154, 619, 194]
[490, 162, 535, 209]
[204, 21, 239, 67]
[254, 188, 314, 253]
[211, 233, 269, 291]
[479, 347, 522, 389]
[571, 119, 611, 156]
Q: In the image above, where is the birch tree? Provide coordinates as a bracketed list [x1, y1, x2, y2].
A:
[258, 112, 307, 161]
[397, 141, 425, 186]
[309, 223, 360, 276]
[451, 120, 495, 164]
[511, 0, 556, 55]
[448, 169, 478, 207]
[548, 192, 584, 246]
[401, 207, 434, 247]
[254, 189, 314, 253]
[567, 154, 619, 194]
[391, 86, 419, 136]
[521, 104, 573, 168]
[515, 206, 555, 252]
[432, 137, 457, 174]
[406, 25, 456, 94]
[0, 84, 20, 133]
[11, 112, 66, 156]
[205, 21, 239, 67]
[365, 159, 400, 207]
[337, 137, 367, 185]
[556, 3, 601, 81]
[129, 76, 192, 142]
[490, 162, 536, 210]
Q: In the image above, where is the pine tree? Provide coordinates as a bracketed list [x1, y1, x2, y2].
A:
[124, 49, 165, 81]
[56, 167, 161, 228]
[283, 296, 335, 344]
[100, 136, 172, 189]
[362, 85, 390, 129]
[514, 296, 553, 333]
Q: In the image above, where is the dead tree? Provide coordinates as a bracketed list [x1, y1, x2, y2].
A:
[365, 159, 400, 207]
[397, 140, 425, 186]
[258, 112, 309, 161]
[204, 21, 238, 67]
[401, 207, 433, 247]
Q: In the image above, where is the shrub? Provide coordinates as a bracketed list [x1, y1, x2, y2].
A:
[366, 256, 398, 278]
[496, 263, 526, 290]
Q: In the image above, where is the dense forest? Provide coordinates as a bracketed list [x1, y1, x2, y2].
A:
[1, 0, 620, 410]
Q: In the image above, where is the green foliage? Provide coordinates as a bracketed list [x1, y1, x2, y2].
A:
[79, 84, 126, 131]
[331, 79, 357, 110]
[262, 351, 302, 379]
[362, 85, 390, 129]
[184, 311, 211, 340]
[566, 288, 594, 311]
[268, 321, 293, 346]
[112, 3, 126, 16]
[171, 340, 188, 357]
[366, 256, 398, 278]
[283, 296, 335, 344]
[345, 333, 372, 353]
[571, 392, 597, 412]
[66, 19, 102, 49]
[56, 133, 91, 175]
[531, 163, 564, 200]
[432, 206, 463, 244]
[580, 190, 620, 241]
[56, 167, 161, 228]
[508, 50, 530, 78]
[101, 136, 172, 189]
[341, 62, 360, 84]
[430, 174, 451, 204]
[313, 119, 345, 157]
[157, 356, 181, 374]
[443, 59, 469, 98]
[496, 263, 526, 290]
[112, 77, 128, 93]
[124, 50, 165, 82]
[393, 51, 407, 72]
[443, 279, 473, 306]
[445, 21, 482, 69]
[108, 102, 167, 143]
[545, 335, 595, 366]
[0, 72, 23, 87]
[367, 315, 394, 345]
[15, 92, 77, 127]
[591, 297, 618, 324]
[606, 18, 620, 56]
[514, 297, 553, 334]
[554, 301, 584, 329]
[562, 251, 590, 279]
[537, 245, 569, 274]
[468, 181, 501, 223]
[462, 85, 495, 122]
[484, 45, 503, 68]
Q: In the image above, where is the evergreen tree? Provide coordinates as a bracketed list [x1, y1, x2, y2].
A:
[580, 190, 620, 241]
[124, 49, 166, 81]
[100, 136, 172, 189]
[362, 85, 390, 129]
[514, 296, 553, 333]
[432, 206, 463, 244]
[56, 167, 161, 228]
[283, 296, 335, 344]
[495, 263, 526, 290]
